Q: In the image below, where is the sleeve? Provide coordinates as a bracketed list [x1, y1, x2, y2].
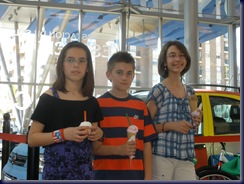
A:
[92, 97, 104, 125]
[143, 104, 158, 143]
[186, 85, 195, 96]
[147, 84, 164, 108]
[30, 94, 50, 126]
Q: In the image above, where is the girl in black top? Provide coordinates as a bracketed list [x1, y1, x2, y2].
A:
[28, 41, 103, 180]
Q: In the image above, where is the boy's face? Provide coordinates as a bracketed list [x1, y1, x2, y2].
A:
[106, 62, 135, 92]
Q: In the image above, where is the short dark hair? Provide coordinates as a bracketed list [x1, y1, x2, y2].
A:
[107, 51, 135, 72]
[53, 41, 94, 97]
[158, 40, 191, 79]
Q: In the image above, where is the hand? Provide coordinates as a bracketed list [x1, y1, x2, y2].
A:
[120, 141, 136, 157]
[63, 126, 89, 142]
[175, 120, 193, 134]
[87, 124, 103, 141]
[192, 109, 203, 126]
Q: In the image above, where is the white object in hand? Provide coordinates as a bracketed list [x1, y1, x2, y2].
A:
[79, 121, 92, 134]
[79, 121, 92, 127]
[127, 125, 138, 159]
[191, 103, 202, 116]
[191, 103, 202, 134]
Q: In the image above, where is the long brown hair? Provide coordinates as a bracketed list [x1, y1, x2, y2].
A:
[53, 41, 94, 97]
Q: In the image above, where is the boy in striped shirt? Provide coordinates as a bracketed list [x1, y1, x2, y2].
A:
[93, 51, 158, 180]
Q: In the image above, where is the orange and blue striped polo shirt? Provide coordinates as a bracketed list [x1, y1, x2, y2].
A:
[94, 92, 158, 180]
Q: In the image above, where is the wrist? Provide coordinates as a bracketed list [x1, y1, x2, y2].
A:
[161, 122, 167, 132]
[60, 128, 65, 140]
[97, 132, 104, 142]
[52, 129, 65, 143]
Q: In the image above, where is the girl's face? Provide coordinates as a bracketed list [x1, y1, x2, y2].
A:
[106, 62, 134, 92]
[166, 45, 187, 75]
[63, 47, 88, 83]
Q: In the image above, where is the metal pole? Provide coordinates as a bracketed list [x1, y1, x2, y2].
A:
[27, 126, 40, 180]
[2, 113, 11, 172]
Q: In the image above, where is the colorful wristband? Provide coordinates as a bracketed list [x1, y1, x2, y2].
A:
[52, 129, 64, 143]
[59, 128, 65, 141]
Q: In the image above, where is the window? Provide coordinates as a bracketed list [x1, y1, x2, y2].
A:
[210, 96, 240, 135]
[196, 96, 203, 135]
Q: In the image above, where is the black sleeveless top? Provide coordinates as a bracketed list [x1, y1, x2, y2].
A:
[31, 87, 103, 180]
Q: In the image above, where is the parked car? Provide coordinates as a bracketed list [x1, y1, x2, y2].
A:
[2, 143, 44, 180]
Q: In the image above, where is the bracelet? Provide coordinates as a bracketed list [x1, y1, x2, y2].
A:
[161, 122, 166, 132]
[97, 133, 105, 142]
[59, 128, 65, 141]
[52, 129, 65, 143]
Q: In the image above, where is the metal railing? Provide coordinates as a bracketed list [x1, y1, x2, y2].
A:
[187, 84, 240, 93]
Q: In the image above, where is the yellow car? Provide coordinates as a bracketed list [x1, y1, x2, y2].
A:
[192, 86, 240, 169]
[193, 87, 240, 137]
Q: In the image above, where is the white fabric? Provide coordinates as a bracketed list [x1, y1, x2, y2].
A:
[152, 154, 197, 180]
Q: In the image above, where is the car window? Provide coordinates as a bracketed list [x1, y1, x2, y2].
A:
[210, 96, 240, 135]
[196, 96, 203, 135]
